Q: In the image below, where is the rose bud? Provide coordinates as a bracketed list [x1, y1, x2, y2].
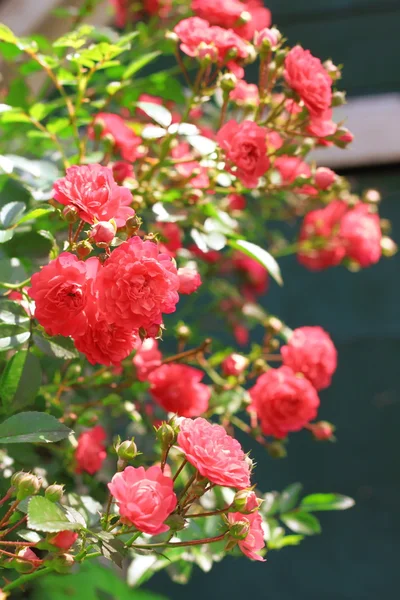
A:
[90, 220, 117, 247]
[221, 353, 249, 376]
[76, 240, 93, 259]
[48, 531, 79, 550]
[62, 205, 79, 223]
[45, 484, 64, 503]
[254, 27, 280, 51]
[315, 167, 336, 190]
[231, 489, 261, 513]
[116, 439, 138, 462]
[13, 473, 41, 500]
[309, 421, 336, 441]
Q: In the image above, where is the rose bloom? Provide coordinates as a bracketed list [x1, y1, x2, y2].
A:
[112, 161, 134, 184]
[49, 531, 79, 550]
[249, 366, 320, 438]
[148, 364, 210, 416]
[230, 81, 260, 106]
[228, 510, 265, 561]
[178, 266, 202, 295]
[226, 193, 247, 211]
[53, 164, 134, 226]
[315, 167, 336, 190]
[281, 326, 337, 391]
[108, 465, 177, 535]
[297, 200, 348, 271]
[90, 113, 142, 162]
[284, 46, 332, 117]
[171, 142, 210, 189]
[177, 417, 251, 488]
[191, 0, 271, 40]
[232, 251, 268, 297]
[133, 338, 162, 381]
[96, 236, 180, 333]
[74, 307, 140, 367]
[222, 353, 248, 376]
[307, 109, 337, 143]
[234, 323, 249, 346]
[29, 254, 99, 337]
[110, 0, 171, 27]
[340, 203, 382, 267]
[155, 221, 182, 257]
[75, 425, 107, 475]
[217, 120, 270, 188]
[274, 156, 311, 184]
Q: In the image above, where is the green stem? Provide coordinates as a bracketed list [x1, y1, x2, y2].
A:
[0, 278, 31, 290]
[125, 531, 142, 547]
[3, 567, 53, 592]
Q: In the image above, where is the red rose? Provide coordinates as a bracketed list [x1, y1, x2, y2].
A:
[148, 364, 210, 417]
[249, 366, 320, 438]
[284, 46, 332, 116]
[177, 417, 251, 488]
[340, 203, 382, 267]
[226, 193, 247, 211]
[29, 254, 99, 338]
[133, 338, 162, 382]
[298, 200, 348, 271]
[53, 164, 134, 226]
[222, 353, 249, 376]
[217, 120, 270, 188]
[112, 161, 134, 184]
[75, 425, 107, 475]
[227, 510, 265, 561]
[49, 531, 79, 550]
[96, 236, 180, 333]
[178, 266, 202, 295]
[90, 113, 142, 162]
[191, 0, 271, 40]
[108, 465, 177, 535]
[155, 221, 182, 257]
[281, 326, 337, 391]
[274, 155, 311, 184]
[232, 251, 268, 298]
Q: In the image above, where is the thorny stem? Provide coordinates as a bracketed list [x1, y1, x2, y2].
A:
[162, 339, 212, 365]
[185, 507, 231, 519]
[132, 533, 227, 550]
[0, 500, 20, 530]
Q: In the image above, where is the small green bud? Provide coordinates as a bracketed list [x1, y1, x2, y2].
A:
[267, 441, 287, 459]
[116, 439, 138, 462]
[76, 240, 93, 259]
[14, 473, 41, 500]
[62, 205, 79, 223]
[155, 421, 178, 448]
[45, 484, 64, 503]
[165, 513, 186, 531]
[50, 553, 75, 574]
[228, 520, 250, 540]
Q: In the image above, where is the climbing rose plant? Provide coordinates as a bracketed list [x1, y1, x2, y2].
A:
[0, 0, 395, 595]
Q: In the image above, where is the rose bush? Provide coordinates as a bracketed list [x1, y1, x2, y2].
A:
[0, 0, 395, 596]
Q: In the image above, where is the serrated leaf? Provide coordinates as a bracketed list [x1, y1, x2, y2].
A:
[268, 534, 304, 549]
[136, 102, 172, 128]
[0, 300, 30, 326]
[0, 411, 71, 444]
[0, 201, 26, 228]
[33, 333, 78, 359]
[300, 493, 355, 512]
[28, 497, 82, 532]
[279, 483, 303, 513]
[16, 207, 53, 225]
[229, 239, 283, 286]
[123, 50, 161, 80]
[0, 325, 30, 351]
[281, 511, 321, 535]
[98, 533, 127, 568]
[0, 351, 41, 412]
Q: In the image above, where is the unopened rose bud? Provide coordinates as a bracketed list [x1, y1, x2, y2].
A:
[175, 323, 191, 341]
[229, 519, 250, 540]
[222, 353, 249, 377]
[191, 478, 208, 497]
[267, 441, 287, 459]
[62, 206, 79, 223]
[237, 10, 251, 25]
[363, 189, 381, 204]
[15, 548, 41, 573]
[13, 472, 41, 500]
[198, 42, 218, 64]
[254, 27, 280, 51]
[90, 220, 117, 247]
[266, 317, 283, 334]
[155, 422, 177, 448]
[335, 128, 354, 147]
[315, 167, 336, 190]
[381, 236, 398, 257]
[274, 48, 286, 67]
[76, 240, 93, 259]
[231, 489, 260, 513]
[309, 421, 336, 441]
[125, 215, 142, 236]
[332, 91, 346, 106]
[50, 553, 75, 574]
[0, 589, 9, 600]
[323, 59, 341, 81]
[48, 531, 79, 550]
[220, 73, 237, 93]
[45, 484, 64, 503]
[116, 439, 138, 462]
[253, 358, 268, 374]
[165, 30, 178, 43]
[379, 218, 391, 234]
[165, 513, 186, 531]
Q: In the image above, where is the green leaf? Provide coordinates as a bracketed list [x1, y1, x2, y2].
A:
[0, 201, 26, 228]
[123, 50, 161, 80]
[16, 207, 53, 225]
[300, 493, 355, 512]
[187, 135, 217, 156]
[28, 497, 82, 533]
[0, 324, 30, 351]
[229, 239, 283, 286]
[0, 24, 17, 44]
[136, 101, 172, 128]
[280, 511, 321, 535]
[53, 26, 94, 49]
[0, 300, 30, 326]
[33, 333, 78, 360]
[268, 534, 304, 550]
[0, 109, 30, 124]
[96, 532, 127, 568]
[0, 229, 14, 243]
[279, 483, 303, 513]
[0, 351, 42, 412]
[0, 411, 71, 444]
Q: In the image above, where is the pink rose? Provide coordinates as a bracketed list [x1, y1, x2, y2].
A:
[284, 46, 332, 117]
[217, 120, 270, 188]
[227, 510, 265, 561]
[274, 155, 311, 184]
[75, 425, 107, 475]
[178, 266, 202, 295]
[281, 326, 337, 390]
[340, 203, 382, 267]
[191, 0, 271, 40]
[53, 164, 134, 227]
[307, 109, 337, 142]
[49, 531, 79, 550]
[222, 353, 249, 376]
[177, 417, 251, 488]
[230, 81, 260, 106]
[110, 0, 171, 27]
[112, 161, 134, 184]
[90, 113, 142, 162]
[149, 364, 210, 416]
[249, 366, 320, 438]
[29, 254, 99, 337]
[171, 142, 210, 190]
[298, 200, 348, 271]
[108, 465, 177, 535]
[254, 27, 280, 50]
[315, 167, 336, 190]
[90, 220, 117, 246]
[96, 236, 180, 333]
[232, 251, 269, 298]
[155, 221, 182, 257]
[133, 338, 162, 382]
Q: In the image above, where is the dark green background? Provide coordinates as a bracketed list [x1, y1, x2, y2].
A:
[149, 1, 400, 597]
